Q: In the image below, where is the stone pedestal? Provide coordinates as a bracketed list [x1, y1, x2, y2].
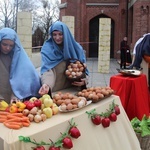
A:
[62, 16, 75, 37]
[98, 18, 111, 73]
[17, 12, 32, 58]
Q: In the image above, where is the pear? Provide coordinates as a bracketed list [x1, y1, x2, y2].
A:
[43, 107, 53, 118]
[43, 98, 53, 107]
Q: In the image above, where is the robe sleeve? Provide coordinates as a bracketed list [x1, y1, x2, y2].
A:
[41, 69, 56, 90]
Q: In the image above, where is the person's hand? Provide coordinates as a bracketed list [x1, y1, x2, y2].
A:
[72, 78, 86, 87]
[39, 84, 50, 96]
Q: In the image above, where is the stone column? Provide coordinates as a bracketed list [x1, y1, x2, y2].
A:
[17, 12, 32, 58]
[62, 16, 75, 37]
[98, 18, 111, 73]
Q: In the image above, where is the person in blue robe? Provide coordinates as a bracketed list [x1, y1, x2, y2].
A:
[0, 28, 41, 103]
[38, 21, 89, 96]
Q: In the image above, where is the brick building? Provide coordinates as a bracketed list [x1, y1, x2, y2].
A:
[59, 0, 150, 59]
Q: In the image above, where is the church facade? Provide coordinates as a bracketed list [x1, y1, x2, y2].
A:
[59, 0, 150, 59]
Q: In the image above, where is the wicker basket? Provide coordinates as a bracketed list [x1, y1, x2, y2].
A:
[136, 133, 150, 150]
[65, 59, 86, 82]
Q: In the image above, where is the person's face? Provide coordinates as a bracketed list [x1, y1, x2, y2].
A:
[0, 39, 14, 54]
[52, 31, 63, 45]
[124, 37, 127, 41]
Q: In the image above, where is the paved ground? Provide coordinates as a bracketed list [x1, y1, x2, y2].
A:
[31, 52, 119, 87]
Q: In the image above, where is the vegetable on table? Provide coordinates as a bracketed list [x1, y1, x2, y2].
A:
[0, 111, 30, 129]
[131, 115, 150, 137]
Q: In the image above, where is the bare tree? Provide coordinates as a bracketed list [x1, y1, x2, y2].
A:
[33, 0, 60, 40]
[0, 0, 15, 28]
[0, 0, 60, 42]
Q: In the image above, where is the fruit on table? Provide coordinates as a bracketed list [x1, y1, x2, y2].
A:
[62, 137, 73, 149]
[34, 99, 42, 107]
[0, 100, 9, 111]
[43, 98, 53, 107]
[26, 101, 35, 110]
[109, 112, 117, 122]
[43, 107, 53, 118]
[69, 126, 81, 139]
[91, 114, 101, 125]
[29, 97, 38, 102]
[39, 94, 51, 103]
[102, 117, 110, 128]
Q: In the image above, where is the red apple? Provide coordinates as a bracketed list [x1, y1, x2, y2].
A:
[34, 99, 42, 107]
[24, 101, 30, 106]
[26, 102, 35, 110]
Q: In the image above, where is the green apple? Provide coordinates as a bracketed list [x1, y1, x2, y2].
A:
[42, 94, 51, 99]
[29, 97, 37, 102]
[43, 107, 53, 118]
[44, 98, 53, 107]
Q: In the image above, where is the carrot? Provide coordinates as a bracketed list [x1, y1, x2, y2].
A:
[0, 111, 10, 115]
[8, 122, 23, 127]
[8, 113, 23, 117]
[0, 118, 7, 123]
[7, 115, 20, 119]
[22, 122, 30, 127]
[3, 122, 21, 129]
[5, 117, 29, 123]
[0, 115, 7, 119]
[4, 118, 23, 123]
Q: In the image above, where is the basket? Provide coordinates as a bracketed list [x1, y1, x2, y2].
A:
[136, 133, 150, 150]
[65, 59, 86, 82]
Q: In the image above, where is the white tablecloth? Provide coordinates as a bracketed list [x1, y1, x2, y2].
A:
[0, 95, 141, 150]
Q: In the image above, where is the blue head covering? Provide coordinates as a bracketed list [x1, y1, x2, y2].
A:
[132, 34, 150, 69]
[40, 21, 89, 75]
[0, 28, 41, 99]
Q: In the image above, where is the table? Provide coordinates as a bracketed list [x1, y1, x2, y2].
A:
[110, 73, 150, 120]
[0, 95, 141, 150]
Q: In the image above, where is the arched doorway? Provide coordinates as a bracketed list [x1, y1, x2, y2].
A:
[89, 14, 114, 58]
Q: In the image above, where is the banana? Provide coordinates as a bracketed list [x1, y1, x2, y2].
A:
[0, 100, 9, 111]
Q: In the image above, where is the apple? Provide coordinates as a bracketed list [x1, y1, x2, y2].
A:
[42, 94, 51, 99]
[9, 105, 18, 113]
[43, 98, 53, 108]
[43, 107, 53, 118]
[26, 102, 35, 110]
[24, 101, 30, 106]
[34, 99, 42, 107]
[29, 97, 37, 102]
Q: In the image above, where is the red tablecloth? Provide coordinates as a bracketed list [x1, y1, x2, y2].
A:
[110, 73, 150, 120]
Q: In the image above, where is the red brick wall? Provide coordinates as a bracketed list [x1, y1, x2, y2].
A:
[60, 0, 150, 59]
